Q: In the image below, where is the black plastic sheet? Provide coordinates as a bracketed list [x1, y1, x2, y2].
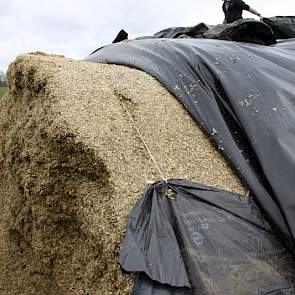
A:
[202, 19, 276, 45]
[153, 19, 276, 45]
[153, 23, 210, 39]
[151, 17, 295, 45]
[263, 16, 295, 39]
[85, 17, 295, 293]
[85, 36, 295, 249]
[120, 180, 295, 294]
[112, 29, 128, 43]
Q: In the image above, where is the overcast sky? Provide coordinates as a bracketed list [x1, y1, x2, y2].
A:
[1, 0, 295, 72]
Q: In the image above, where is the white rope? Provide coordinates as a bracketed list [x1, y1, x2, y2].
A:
[120, 98, 168, 184]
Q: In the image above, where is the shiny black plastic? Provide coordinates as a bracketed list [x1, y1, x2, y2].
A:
[86, 35, 295, 246]
[153, 19, 276, 45]
[120, 180, 295, 294]
[263, 16, 295, 39]
[85, 17, 295, 293]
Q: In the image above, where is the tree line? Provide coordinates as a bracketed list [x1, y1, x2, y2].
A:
[0, 71, 7, 87]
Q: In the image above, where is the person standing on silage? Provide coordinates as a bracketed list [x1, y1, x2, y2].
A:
[222, 0, 263, 24]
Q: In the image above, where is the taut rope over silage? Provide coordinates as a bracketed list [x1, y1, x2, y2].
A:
[115, 89, 168, 184]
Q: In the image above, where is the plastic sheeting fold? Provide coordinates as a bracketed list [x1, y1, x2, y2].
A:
[120, 180, 295, 294]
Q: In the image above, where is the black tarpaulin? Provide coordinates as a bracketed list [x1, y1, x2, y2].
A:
[151, 17, 295, 45]
[112, 29, 128, 43]
[152, 19, 276, 45]
[263, 16, 295, 39]
[119, 180, 295, 294]
[85, 16, 295, 293]
[85, 36, 295, 249]
[153, 23, 210, 39]
[89, 17, 295, 56]
[202, 19, 276, 45]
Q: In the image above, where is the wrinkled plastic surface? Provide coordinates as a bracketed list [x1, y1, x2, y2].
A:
[85, 18, 295, 293]
[120, 180, 295, 294]
[152, 17, 295, 45]
[263, 16, 295, 39]
[86, 36, 295, 249]
[153, 19, 276, 45]
[90, 17, 294, 55]
[203, 19, 276, 45]
[153, 23, 210, 39]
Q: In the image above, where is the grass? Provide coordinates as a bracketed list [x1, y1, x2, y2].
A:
[0, 87, 7, 98]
